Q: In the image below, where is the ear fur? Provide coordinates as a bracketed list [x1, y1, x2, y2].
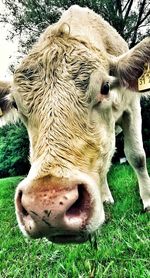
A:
[0, 81, 18, 127]
[109, 37, 150, 91]
[0, 81, 11, 114]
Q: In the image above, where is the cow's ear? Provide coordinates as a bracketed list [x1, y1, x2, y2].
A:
[109, 37, 150, 92]
[0, 81, 18, 126]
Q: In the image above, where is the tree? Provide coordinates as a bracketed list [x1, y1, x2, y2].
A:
[0, 0, 149, 55]
[0, 123, 30, 177]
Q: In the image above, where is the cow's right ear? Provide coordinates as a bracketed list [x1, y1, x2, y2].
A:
[0, 81, 18, 126]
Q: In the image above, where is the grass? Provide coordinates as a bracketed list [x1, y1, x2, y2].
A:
[0, 163, 150, 278]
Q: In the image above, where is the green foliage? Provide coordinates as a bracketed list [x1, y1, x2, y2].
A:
[1, 0, 149, 55]
[0, 123, 29, 177]
[0, 163, 150, 277]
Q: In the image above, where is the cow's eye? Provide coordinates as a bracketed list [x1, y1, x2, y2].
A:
[101, 82, 110, 95]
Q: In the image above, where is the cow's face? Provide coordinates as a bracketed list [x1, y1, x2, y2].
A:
[13, 32, 115, 243]
[0, 26, 149, 243]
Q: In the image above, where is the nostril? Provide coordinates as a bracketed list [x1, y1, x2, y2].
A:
[16, 191, 29, 217]
[66, 184, 91, 219]
[16, 190, 42, 238]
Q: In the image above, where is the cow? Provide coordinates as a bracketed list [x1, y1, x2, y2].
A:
[0, 5, 150, 243]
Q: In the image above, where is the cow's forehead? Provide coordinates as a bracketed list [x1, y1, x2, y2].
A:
[13, 31, 109, 118]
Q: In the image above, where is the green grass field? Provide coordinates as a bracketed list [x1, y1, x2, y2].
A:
[0, 163, 150, 278]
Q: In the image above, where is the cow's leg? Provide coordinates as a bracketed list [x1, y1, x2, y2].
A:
[101, 177, 114, 204]
[122, 102, 150, 211]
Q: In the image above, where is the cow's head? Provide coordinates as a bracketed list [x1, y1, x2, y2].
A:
[0, 25, 149, 243]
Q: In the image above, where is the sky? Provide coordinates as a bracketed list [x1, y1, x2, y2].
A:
[0, 1, 18, 80]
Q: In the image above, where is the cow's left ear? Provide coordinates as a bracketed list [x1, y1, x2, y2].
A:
[0, 81, 18, 126]
[109, 37, 150, 92]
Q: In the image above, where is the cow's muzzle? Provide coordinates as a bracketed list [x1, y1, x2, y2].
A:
[15, 175, 105, 243]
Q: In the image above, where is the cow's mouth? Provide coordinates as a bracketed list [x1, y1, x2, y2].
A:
[47, 233, 88, 243]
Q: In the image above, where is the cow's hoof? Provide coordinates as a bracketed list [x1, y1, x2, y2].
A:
[103, 195, 114, 205]
[144, 206, 150, 213]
